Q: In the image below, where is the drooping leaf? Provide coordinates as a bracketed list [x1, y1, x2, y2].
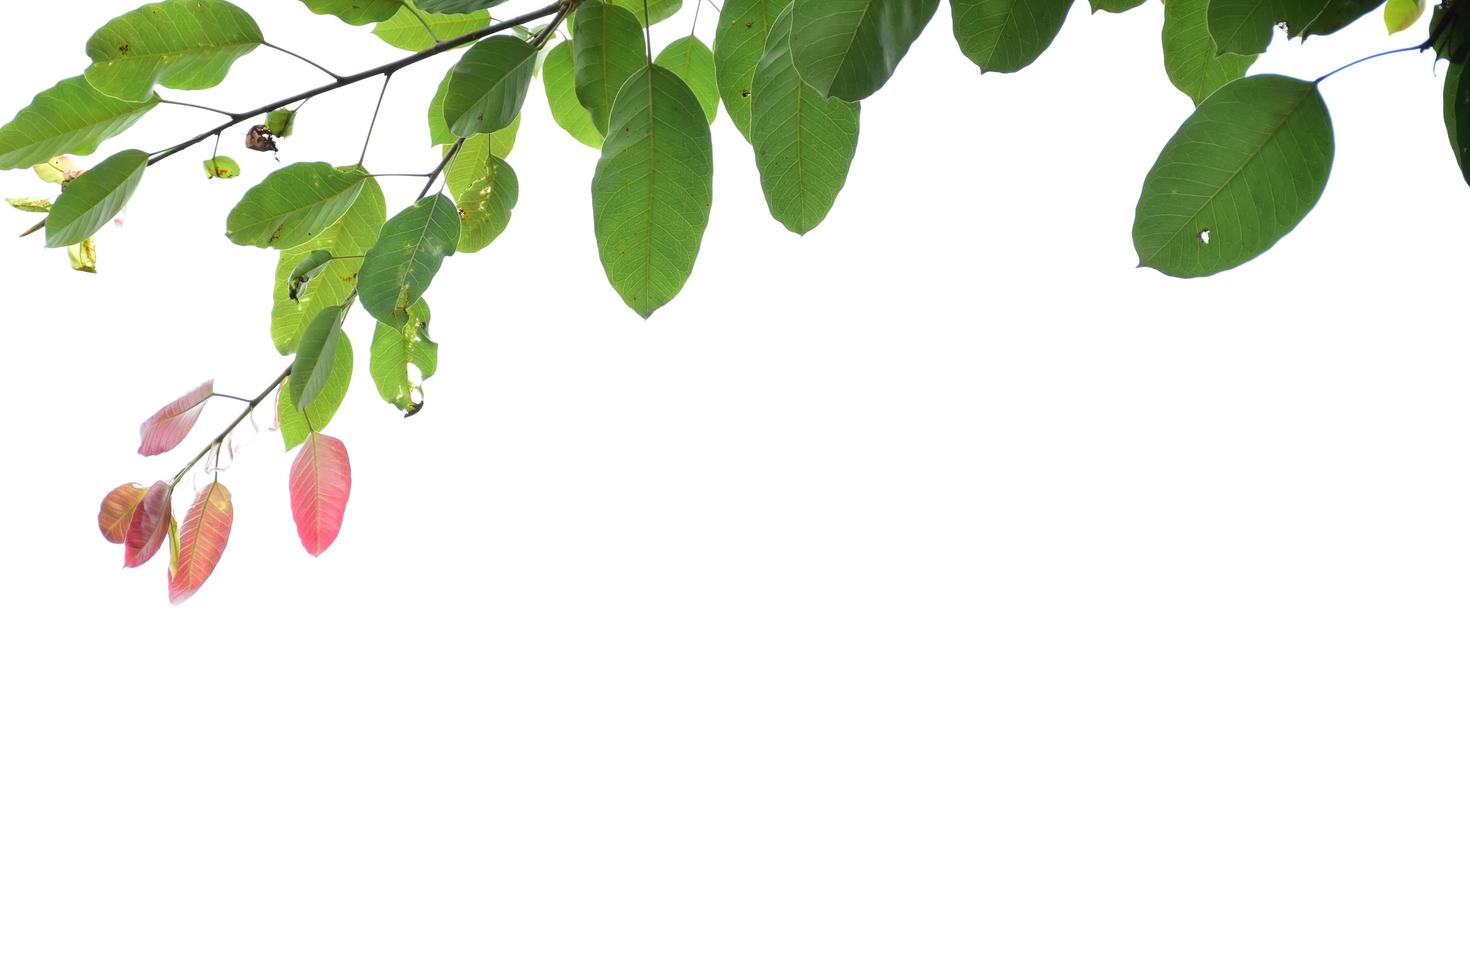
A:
[752, 7, 860, 234]
[607, 0, 683, 25]
[300, 0, 403, 26]
[418, 0, 510, 14]
[592, 65, 714, 318]
[790, 0, 938, 100]
[69, 238, 98, 272]
[1384, 0, 1425, 33]
[1089, 0, 1145, 11]
[370, 299, 438, 414]
[291, 305, 349, 411]
[656, 37, 719, 124]
[279, 333, 354, 448]
[1133, 74, 1333, 278]
[290, 433, 352, 556]
[1444, 61, 1470, 185]
[573, 2, 648, 135]
[99, 482, 148, 544]
[372, 2, 488, 50]
[287, 249, 334, 300]
[270, 177, 385, 354]
[123, 480, 172, 568]
[446, 136, 519, 252]
[542, 41, 603, 148]
[138, 379, 214, 456]
[357, 194, 460, 326]
[7, 197, 51, 212]
[225, 162, 373, 249]
[1162, 0, 1256, 106]
[444, 36, 537, 136]
[168, 481, 234, 603]
[34, 156, 80, 184]
[950, 0, 1071, 74]
[265, 108, 296, 137]
[44, 147, 147, 248]
[0, 76, 159, 171]
[715, 0, 788, 142]
[203, 154, 240, 178]
[85, 0, 264, 102]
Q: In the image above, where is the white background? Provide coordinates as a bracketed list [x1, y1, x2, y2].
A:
[1, 1, 1467, 977]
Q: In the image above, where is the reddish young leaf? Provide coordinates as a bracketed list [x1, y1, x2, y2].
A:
[168, 482, 234, 604]
[289, 433, 351, 556]
[98, 482, 147, 544]
[123, 480, 172, 568]
[138, 379, 214, 457]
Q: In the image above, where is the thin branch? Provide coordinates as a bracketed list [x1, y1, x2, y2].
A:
[261, 40, 343, 80]
[1315, 44, 1423, 84]
[358, 72, 395, 166]
[170, 368, 291, 489]
[420, 138, 466, 200]
[532, 0, 577, 48]
[158, 98, 237, 117]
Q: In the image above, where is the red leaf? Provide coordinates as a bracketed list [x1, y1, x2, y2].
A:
[123, 480, 172, 568]
[168, 482, 234, 604]
[138, 380, 214, 457]
[99, 482, 147, 544]
[290, 433, 351, 556]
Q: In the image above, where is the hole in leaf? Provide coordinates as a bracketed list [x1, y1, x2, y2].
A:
[1198, 228, 1211, 245]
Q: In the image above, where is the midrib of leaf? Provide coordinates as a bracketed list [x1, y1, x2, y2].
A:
[176, 482, 221, 584]
[823, 0, 879, 86]
[1140, 83, 1315, 266]
[982, 0, 1022, 64]
[644, 66, 658, 303]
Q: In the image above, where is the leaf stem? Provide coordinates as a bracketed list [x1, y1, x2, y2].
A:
[158, 98, 237, 117]
[358, 72, 395, 166]
[1314, 44, 1423, 84]
[170, 368, 291, 489]
[261, 40, 344, 81]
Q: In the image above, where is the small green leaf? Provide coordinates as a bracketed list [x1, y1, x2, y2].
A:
[0, 76, 159, 171]
[279, 333, 354, 447]
[7, 197, 52, 213]
[300, 0, 404, 24]
[288, 249, 335, 300]
[573, 2, 647, 135]
[85, 0, 264, 102]
[226, 162, 372, 249]
[34, 156, 79, 184]
[1384, 0, 1426, 33]
[265, 108, 297, 137]
[1162, 0, 1256, 106]
[370, 299, 438, 415]
[592, 65, 713, 317]
[444, 36, 537, 137]
[790, 0, 938, 100]
[1205, 0, 1329, 56]
[372, 2, 487, 50]
[542, 41, 602, 148]
[715, 0, 788, 142]
[446, 136, 518, 252]
[203, 154, 240, 178]
[656, 36, 719, 124]
[950, 0, 1071, 74]
[1133, 74, 1334, 278]
[357, 194, 460, 326]
[291, 304, 349, 411]
[45, 147, 148, 248]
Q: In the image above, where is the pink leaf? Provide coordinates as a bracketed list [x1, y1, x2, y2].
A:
[123, 480, 172, 568]
[290, 433, 351, 556]
[99, 482, 147, 544]
[168, 482, 234, 604]
[138, 380, 214, 457]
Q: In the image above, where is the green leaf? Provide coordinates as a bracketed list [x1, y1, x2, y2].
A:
[357, 194, 460, 326]
[372, 2, 487, 50]
[69, 237, 98, 273]
[1133, 74, 1333, 278]
[790, 0, 939, 101]
[573, 2, 648, 135]
[271, 177, 386, 354]
[265, 108, 297, 137]
[1298, 0, 1383, 37]
[7, 197, 52, 212]
[1384, 0, 1425, 33]
[287, 249, 334, 300]
[1089, 0, 1145, 10]
[370, 299, 438, 415]
[715, 0, 788, 142]
[34, 156, 79, 184]
[446, 136, 519, 252]
[1205, 0, 1327, 56]
[1162, 0, 1256, 106]
[1444, 61, 1470, 185]
[45, 147, 148, 248]
[300, 0, 404, 25]
[542, 41, 603, 148]
[656, 37, 719, 124]
[950, 0, 1071, 74]
[226, 162, 372, 249]
[444, 36, 537, 137]
[279, 333, 353, 448]
[591, 65, 713, 318]
[203, 154, 240, 178]
[752, 7, 860, 234]
[85, 0, 263, 102]
[0, 75, 159, 171]
[292, 304, 349, 411]
[418, 0, 508, 11]
[608, 0, 683, 26]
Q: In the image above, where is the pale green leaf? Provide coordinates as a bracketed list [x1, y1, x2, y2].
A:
[279, 333, 353, 448]
[446, 136, 518, 252]
[68, 237, 98, 272]
[7, 197, 52, 213]
[1384, 0, 1426, 33]
[1162, 0, 1256, 105]
[715, 0, 788, 142]
[203, 154, 240, 178]
[226, 162, 372, 249]
[0, 75, 159, 170]
[265, 108, 296, 137]
[287, 248, 334, 300]
[85, 0, 263, 102]
[656, 37, 719, 124]
[950, 0, 1072, 74]
[542, 41, 602, 148]
[608, 0, 683, 26]
[357, 194, 460, 325]
[45, 147, 148, 247]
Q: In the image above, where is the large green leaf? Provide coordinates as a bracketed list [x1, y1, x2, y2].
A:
[1297, 0, 1383, 37]
[428, 68, 519, 150]
[1445, 62, 1470, 186]
[372, 2, 487, 50]
[370, 300, 438, 415]
[357, 194, 460, 326]
[751, 7, 859, 234]
[271, 178, 386, 354]
[1133, 74, 1333, 278]
[591, 65, 713, 318]
[226, 162, 372, 249]
[1090, 0, 1145, 10]
[45, 147, 148, 247]
[1162, 0, 1255, 106]
[291, 304, 349, 411]
[950, 0, 1071, 74]
[543, 41, 603, 148]
[279, 333, 353, 448]
[1205, 0, 1328, 56]
[790, 0, 938, 101]
[656, 37, 719, 124]
[715, 0, 788, 142]
[446, 136, 519, 252]
[607, 0, 683, 26]
[573, 2, 648, 136]
[0, 76, 159, 171]
[300, 0, 403, 24]
[85, 0, 263, 102]
[444, 36, 537, 136]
